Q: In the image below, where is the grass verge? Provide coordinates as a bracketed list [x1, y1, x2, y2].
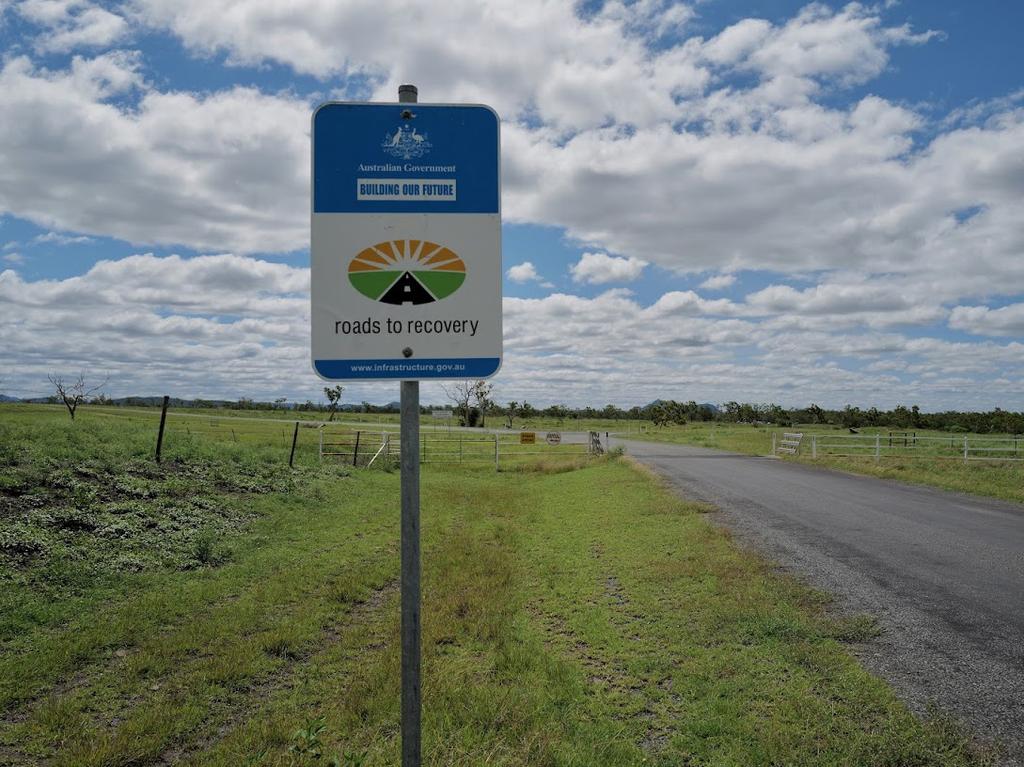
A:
[0, 411, 996, 765]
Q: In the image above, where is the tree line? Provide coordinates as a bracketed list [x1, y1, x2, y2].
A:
[636, 400, 1024, 434]
[22, 372, 1024, 434]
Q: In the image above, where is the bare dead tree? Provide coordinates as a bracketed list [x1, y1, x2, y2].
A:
[505, 400, 519, 429]
[441, 381, 475, 426]
[48, 372, 108, 421]
[442, 380, 494, 427]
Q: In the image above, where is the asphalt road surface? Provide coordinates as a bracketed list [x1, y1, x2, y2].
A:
[617, 437, 1024, 766]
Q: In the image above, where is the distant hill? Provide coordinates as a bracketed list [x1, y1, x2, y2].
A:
[0, 395, 21, 403]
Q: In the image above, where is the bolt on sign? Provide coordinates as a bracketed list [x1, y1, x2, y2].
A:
[311, 102, 501, 380]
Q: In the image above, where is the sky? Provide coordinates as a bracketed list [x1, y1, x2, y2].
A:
[0, 0, 1022, 410]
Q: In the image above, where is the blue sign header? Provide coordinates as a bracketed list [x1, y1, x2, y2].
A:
[312, 103, 499, 214]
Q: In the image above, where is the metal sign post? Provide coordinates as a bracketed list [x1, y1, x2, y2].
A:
[397, 84, 422, 767]
[310, 85, 501, 767]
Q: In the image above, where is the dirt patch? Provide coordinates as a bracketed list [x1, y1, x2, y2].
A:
[605, 575, 629, 606]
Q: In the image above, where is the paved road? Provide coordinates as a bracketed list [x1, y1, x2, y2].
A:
[618, 438, 1024, 765]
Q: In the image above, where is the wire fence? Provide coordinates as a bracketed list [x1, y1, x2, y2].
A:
[775, 430, 1024, 463]
[16, 403, 605, 470]
[318, 425, 598, 469]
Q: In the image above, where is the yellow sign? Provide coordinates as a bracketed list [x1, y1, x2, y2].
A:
[520, 432, 536, 445]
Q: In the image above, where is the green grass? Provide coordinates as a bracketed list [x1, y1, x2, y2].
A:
[0, 408, 997, 765]
[12, 401, 648, 438]
[629, 422, 1024, 504]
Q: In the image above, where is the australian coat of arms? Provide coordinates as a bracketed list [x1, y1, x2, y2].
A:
[381, 125, 432, 160]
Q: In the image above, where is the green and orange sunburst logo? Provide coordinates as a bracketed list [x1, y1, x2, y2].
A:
[348, 239, 466, 306]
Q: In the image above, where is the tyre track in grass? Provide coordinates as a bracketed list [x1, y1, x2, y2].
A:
[158, 578, 398, 767]
[526, 527, 688, 762]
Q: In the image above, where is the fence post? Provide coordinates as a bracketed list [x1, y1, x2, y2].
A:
[772, 432, 777, 455]
[964, 435, 969, 464]
[289, 421, 299, 468]
[155, 394, 170, 464]
[812, 435, 817, 459]
[319, 426, 324, 463]
[874, 433, 880, 463]
[494, 434, 499, 471]
[422, 434, 427, 464]
[353, 430, 361, 467]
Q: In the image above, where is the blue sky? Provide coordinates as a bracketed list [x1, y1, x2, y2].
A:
[0, 0, 1022, 409]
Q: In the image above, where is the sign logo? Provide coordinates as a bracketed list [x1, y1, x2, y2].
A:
[348, 239, 466, 306]
[381, 125, 432, 159]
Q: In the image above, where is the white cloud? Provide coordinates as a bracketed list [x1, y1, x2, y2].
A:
[32, 231, 94, 245]
[699, 273, 736, 290]
[503, 99, 1024, 302]
[719, 3, 939, 86]
[570, 252, 647, 284]
[0, 54, 310, 254]
[701, 18, 771, 66]
[131, 0, 707, 132]
[17, 0, 75, 25]
[0, 253, 312, 399]
[2, 3, 1017, 306]
[0, 1, 1020, 410]
[495, 288, 1023, 409]
[1, 254, 1022, 409]
[949, 304, 1024, 337]
[747, 282, 914, 315]
[17, 0, 128, 52]
[2, 252, 25, 264]
[506, 262, 541, 283]
[648, 290, 740, 317]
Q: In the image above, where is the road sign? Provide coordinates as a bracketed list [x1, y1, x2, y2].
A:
[431, 410, 452, 419]
[311, 102, 501, 380]
[546, 432, 562, 445]
[520, 432, 536, 445]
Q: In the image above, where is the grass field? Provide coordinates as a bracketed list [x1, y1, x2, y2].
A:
[628, 422, 1024, 505]
[45, 402, 648, 436]
[0, 406, 997, 765]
